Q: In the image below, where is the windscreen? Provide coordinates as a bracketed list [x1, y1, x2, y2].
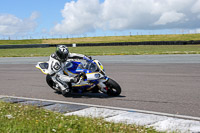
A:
[85, 62, 98, 72]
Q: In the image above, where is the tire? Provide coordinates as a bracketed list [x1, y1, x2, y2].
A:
[61, 89, 69, 97]
[46, 74, 59, 92]
[106, 78, 121, 96]
[61, 83, 72, 97]
[91, 86, 100, 93]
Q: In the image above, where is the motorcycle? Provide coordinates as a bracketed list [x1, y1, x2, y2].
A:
[36, 58, 121, 97]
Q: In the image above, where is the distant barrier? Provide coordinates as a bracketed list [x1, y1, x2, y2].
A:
[0, 44, 50, 49]
[0, 40, 200, 49]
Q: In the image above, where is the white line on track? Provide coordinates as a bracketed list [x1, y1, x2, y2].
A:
[1, 95, 200, 121]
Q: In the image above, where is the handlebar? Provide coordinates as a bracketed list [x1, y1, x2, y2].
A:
[83, 56, 95, 64]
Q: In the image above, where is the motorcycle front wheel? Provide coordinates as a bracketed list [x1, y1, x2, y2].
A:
[106, 78, 121, 96]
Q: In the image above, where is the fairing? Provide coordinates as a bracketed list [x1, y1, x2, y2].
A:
[36, 60, 109, 92]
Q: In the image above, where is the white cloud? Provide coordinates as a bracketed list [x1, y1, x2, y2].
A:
[52, 0, 101, 35]
[52, 0, 200, 35]
[189, 28, 200, 33]
[0, 12, 38, 36]
[154, 11, 186, 25]
[191, 0, 200, 13]
[30, 12, 40, 20]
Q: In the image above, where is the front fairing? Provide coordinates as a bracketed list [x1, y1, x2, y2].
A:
[64, 60, 109, 91]
[64, 61, 93, 75]
[64, 60, 107, 79]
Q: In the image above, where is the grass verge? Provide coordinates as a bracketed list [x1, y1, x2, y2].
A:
[0, 39, 42, 45]
[0, 34, 200, 45]
[0, 102, 159, 133]
[0, 45, 200, 57]
[42, 34, 200, 44]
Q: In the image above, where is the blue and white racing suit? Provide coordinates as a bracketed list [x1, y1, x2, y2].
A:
[48, 53, 87, 92]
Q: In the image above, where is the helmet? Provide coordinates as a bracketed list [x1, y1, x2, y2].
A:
[55, 45, 69, 62]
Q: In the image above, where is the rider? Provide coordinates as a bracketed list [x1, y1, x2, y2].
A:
[48, 45, 90, 94]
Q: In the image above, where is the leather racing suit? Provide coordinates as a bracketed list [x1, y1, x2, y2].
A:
[48, 52, 87, 92]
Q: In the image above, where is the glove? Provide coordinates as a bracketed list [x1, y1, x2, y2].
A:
[83, 56, 92, 62]
[78, 72, 87, 81]
[72, 72, 87, 83]
[88, 56, 92, 60]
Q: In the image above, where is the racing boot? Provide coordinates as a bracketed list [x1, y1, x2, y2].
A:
[55, 75, 70, 96]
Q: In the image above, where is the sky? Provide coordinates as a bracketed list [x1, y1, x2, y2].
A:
[0, 0, 200, 39]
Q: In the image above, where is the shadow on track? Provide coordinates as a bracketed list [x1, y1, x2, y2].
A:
[54, 91, 125, 99]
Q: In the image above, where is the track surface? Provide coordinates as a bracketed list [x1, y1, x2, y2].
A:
[0, 55, 200, 117]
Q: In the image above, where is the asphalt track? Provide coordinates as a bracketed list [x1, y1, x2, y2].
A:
[0, 55, 200, 117]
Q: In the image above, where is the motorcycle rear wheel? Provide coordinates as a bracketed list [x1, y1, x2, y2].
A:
[106, 78, 121, 96]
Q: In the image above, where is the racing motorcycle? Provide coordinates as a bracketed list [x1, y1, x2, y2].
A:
[36, 58, 121, 97]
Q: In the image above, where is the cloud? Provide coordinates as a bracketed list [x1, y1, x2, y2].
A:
[191, 0, 200, 13]
[30, 12, 40, 20]
[52, 0, 101, 35]
[52, 0, 200, 35]
[0, 12, 39, 36]
[154, 11, 186, 25]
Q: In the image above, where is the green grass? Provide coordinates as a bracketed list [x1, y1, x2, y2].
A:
[0, 34, 200, 45]
[0, 45, 200, 57]
[0, 102, 159, 133]
[42, 34, 200, 44]
[0, 34, 200, 57]
[0, 39, 42, 45]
